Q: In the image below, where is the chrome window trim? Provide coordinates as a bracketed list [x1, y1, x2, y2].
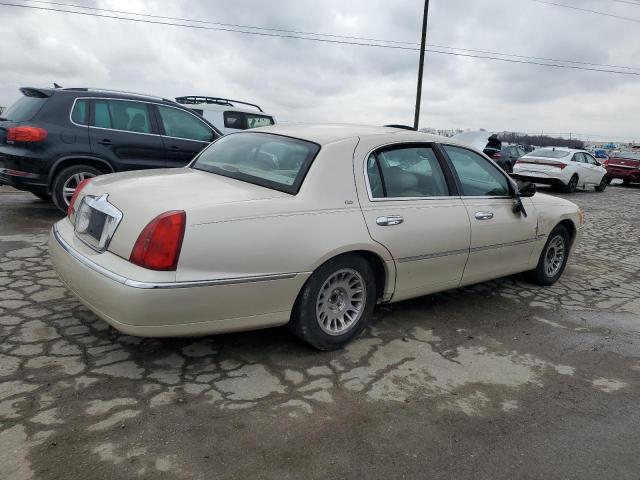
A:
[54, 225, 296, 290]
[69, 97, 215, 143]
[362, 141, 458, 202]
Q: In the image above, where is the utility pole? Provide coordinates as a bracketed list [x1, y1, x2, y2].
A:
[413, 0, 430, 131]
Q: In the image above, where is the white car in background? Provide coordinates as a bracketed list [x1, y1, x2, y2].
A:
[512, 148, 608, 193]
[175, 96, 275, 135]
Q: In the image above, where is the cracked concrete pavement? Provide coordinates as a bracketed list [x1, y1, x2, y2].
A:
[1, 184, 639, 479]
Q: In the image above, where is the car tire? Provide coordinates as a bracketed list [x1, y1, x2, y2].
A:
[526, 225, 570, 286]
[622, 178, 631, 186]
[564, 174, 578, 193]
[52, 165, 101, 213]
[595, 175, 608, 192]
[289, 254, 377, 350]
[32, 192, 52, 202]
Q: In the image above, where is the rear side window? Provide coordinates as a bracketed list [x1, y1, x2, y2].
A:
[367, 146, 450, 198]
[92, 100, 152, 134]
[157, 105, 215, 142]
[71, 99, 88, 125]
[224, 111, 244, 129]
[246, 114, 274, 128]
[3, 95, 48, 121]
[443, 145, 510, 196]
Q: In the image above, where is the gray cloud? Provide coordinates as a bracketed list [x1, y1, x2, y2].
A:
[0, 0, 638, 140]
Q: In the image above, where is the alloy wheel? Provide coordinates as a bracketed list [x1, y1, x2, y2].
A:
[316, 268, 366, 336]
[543, 235, 565, 278]
[61, 172, 96, 207]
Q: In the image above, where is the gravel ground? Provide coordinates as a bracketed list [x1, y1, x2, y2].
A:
[0, 183, 639, 480]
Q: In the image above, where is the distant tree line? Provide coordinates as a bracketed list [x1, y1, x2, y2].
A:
[498, 132, 584, 150]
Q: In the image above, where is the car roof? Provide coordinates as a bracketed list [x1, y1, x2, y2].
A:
[248, 124, 455, 146]
[191, 103, 273, 116]
[21, 86, 177, 104]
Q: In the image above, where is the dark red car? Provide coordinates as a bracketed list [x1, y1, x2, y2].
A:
[604, 152, 640, 185]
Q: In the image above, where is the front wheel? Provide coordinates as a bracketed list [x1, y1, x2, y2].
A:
[564, 174, 578, 193]
[526, 225, 570, 286]
[595, 175, 608, 192]
[51, 165, 101, 212]
[289, 254, 377, 350]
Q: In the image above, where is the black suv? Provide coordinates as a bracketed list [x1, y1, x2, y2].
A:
[0, 87, 222, 211]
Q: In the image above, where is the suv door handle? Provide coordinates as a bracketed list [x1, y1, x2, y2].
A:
[475, 211, 494, 220]
[376, 215, 404, 226]
[168, 145, 180, 151]
[97, 139, 112, 146]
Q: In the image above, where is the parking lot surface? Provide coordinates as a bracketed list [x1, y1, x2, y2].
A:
[1, 184, 639, 480]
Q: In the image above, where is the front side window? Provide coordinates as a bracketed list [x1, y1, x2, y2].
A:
[71, 99, 88, 125]
[192, 132, 320, 194]
[224, 111, 244, 129]
[443, 145, 510, 196]
[367, 146, 449, 198]
[92, 100, 152, 133]
[572, 153, 586, 163]
[584, 153, 598, 165]
[158, 105, 215, 142]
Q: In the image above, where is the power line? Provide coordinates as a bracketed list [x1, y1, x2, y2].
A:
[531, 0, 640, 23]
[601, 0, 640, 6]
[21, 0, 640, 71]
[2, 1, 640, 76]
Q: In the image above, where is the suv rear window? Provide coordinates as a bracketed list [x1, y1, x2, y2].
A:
[192, 132, 319, 194]
[3, 95, 47, 121]
[223, 111, 274, 130]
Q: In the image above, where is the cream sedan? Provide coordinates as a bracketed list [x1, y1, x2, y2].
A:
[50, 125, 584, 350]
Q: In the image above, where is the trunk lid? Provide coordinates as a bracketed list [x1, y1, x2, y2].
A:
[516, 156, 567, 172]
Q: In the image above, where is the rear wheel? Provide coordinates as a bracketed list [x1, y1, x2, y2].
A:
[526, 225, 570, 286]
[564, 174, 578, 193]
[289, 254, 376, 350]
[51, 165, 100, 212]
[622, 178, 631, 186]
[595, 175, 608, 192]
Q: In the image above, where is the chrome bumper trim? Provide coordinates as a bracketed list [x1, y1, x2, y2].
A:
[53, 225, 296, 290]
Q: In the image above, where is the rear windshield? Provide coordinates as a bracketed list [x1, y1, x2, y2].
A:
[3, 95, 48, 121]
[528, 149, 570, 158]
[191, 132, 320, 194]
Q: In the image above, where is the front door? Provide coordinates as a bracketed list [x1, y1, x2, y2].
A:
[440, 144, 538, 286]
[89, 99, 166, 171]
[155, 105, 217, 168]
[355, 142, 471, 302]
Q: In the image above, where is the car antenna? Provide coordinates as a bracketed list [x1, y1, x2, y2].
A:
[53, 83, 63, 89]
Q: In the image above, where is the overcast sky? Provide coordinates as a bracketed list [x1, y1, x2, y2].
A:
[1, 0, 638, 141]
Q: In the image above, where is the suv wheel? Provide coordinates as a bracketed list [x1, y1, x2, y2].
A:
[289, 254, 376, 350]
[52, 165, 101, 212]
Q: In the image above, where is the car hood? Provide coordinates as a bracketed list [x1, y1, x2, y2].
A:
[451, 131, 501, 156]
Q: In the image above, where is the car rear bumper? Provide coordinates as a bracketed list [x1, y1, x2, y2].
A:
[49, 221, 307, 337]
[0, 168, 47, 193]
[605, 168, 640, 182]
[511, 173, 566, 186]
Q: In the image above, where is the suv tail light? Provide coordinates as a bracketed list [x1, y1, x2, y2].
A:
[7, 126, 48, 143]
[67, 178, 94, 217]
[130, 211, 186, 271]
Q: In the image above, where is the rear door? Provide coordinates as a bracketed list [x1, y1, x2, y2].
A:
[355, 142, 471, 301]
[441, 144, 538, 286]
[583, 153, 604, 184]
[89, 99, 166, 171]
[572, 153, 595, 185]
[155, 105, 217, 167]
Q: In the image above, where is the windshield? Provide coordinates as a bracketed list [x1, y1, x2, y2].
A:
[528, 149, 570, 158]
[191, 132, 320, 194]
[3, 95, 48, 121]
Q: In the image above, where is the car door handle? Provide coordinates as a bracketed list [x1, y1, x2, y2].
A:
[168, 145, 180, 151]
[475, 211, 494, 220]
[376, 215, 404, 226]
[97, 139, 112, 146]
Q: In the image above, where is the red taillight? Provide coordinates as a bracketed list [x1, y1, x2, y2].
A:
[130, 211, 186, 271]
[67, 178, 94, 217]
[7, 126, 48, 143]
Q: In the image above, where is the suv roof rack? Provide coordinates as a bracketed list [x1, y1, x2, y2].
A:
[62, 87, 168, 101]
[385, 124, 416, 131]
[175, 96, 264, 112]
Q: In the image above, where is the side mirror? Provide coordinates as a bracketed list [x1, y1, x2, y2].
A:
[517, 180, 536, 198]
